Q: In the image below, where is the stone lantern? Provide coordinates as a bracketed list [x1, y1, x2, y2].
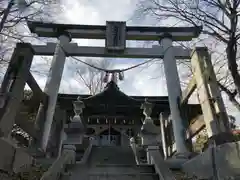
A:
[73, 96, 85, 116]
[140, 99, 161, 164]
[140, 99, 159, 137]
[63, 97, 86, 145]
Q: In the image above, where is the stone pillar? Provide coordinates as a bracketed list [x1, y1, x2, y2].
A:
[160, 35, 188, 154]
[191, 48, 230, 142]
[0, 43, 34, 138]
[36, 33, 71, 151]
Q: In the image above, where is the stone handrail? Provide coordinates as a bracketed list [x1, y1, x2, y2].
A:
[40, 150, 74, 180]
[78, 142, 93, 165]
[148, 148, 176, 180]
[130, 137, 147, 165]
[129, 137, 140, 164]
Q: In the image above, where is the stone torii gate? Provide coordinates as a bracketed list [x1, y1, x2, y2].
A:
[0, 21, 229, 156]
[29, 21, 201, 154]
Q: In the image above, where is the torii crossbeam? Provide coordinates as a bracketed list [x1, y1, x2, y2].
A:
[28, 21, 202, 41]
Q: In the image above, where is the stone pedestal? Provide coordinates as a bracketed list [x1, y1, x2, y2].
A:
[63, 117, 85, 145]
[141, 117, 160, 146]
[62, 144, 76, 165]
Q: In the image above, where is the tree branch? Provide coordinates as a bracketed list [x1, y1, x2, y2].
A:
[217, 81, 240, 111]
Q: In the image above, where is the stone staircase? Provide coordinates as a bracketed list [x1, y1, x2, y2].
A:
[88, 146, 136, 165]
[61, 146, 160, 180]
[63, 164, 159, 180]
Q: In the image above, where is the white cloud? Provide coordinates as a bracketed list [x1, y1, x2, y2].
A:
[109, 59, 165, 95]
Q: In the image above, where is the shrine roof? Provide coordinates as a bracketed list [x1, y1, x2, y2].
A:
[56, 81, 171, 119]
[83, 81, 137, 102]
[83, 81, 165, 105]
[57, 81, 169, 109]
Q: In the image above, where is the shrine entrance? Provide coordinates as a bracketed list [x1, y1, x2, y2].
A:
[99, 128, 121, 146]
[90, 127, 121, 146]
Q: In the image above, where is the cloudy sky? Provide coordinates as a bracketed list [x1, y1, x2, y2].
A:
[25, 0, 240, 120]
[31, 0, 167, 96]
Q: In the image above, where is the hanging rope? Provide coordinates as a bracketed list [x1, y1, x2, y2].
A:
[70, 56, 157, 73]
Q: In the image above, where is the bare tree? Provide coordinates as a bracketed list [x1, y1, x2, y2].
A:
[1, 0, 59, 31]
[0, 0, 61, 74]
[135, 0, 240, 110]
[73, 58, 112, 95]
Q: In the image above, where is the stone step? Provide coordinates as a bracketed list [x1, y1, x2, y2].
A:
[89, 146, 136, 165]
[65, 165, 158, 180]
[90, 164, 155, 174]
[87, 173, 159, 180]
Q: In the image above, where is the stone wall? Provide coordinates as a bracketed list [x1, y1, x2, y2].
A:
[182, 141, 240, 179]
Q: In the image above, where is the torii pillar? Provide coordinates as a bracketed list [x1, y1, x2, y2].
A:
[160, 34, 188, 154]
[35, 32, 71, 152]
